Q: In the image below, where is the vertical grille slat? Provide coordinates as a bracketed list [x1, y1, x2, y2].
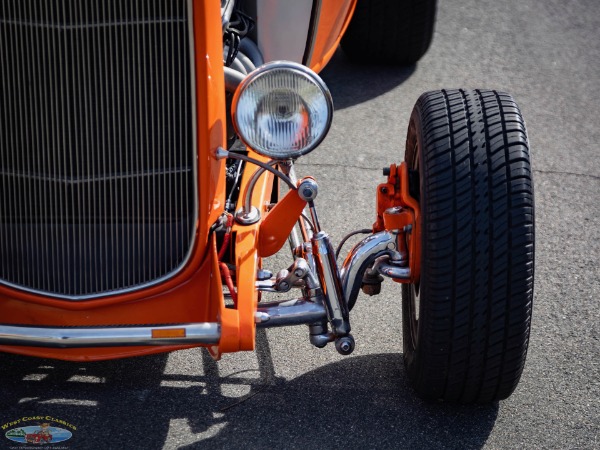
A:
[0, 0, 197, 299]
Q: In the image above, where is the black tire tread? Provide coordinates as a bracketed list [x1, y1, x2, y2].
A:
[341, 0, 437, 65]
[402, 89, 534, 403]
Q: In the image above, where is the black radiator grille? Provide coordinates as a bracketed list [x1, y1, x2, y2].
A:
[0, 0, 197, 299]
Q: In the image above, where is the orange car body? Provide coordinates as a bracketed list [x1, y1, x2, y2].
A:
[0, 0, 356, 361]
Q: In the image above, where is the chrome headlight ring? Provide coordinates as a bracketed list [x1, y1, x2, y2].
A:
[231, 61, 333, 160]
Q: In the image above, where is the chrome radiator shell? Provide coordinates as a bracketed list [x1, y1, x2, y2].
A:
[0, 0, 198, 300]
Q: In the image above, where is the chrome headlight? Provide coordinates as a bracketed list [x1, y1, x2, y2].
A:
[232, 61, 333, 159]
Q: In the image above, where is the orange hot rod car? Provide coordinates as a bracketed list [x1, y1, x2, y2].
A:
[0, 0, 534, 403]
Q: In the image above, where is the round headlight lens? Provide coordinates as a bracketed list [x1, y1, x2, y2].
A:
[232, 62, 333, 159]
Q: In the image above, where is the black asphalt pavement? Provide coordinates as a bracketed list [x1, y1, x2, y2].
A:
[1, 0, 599, 448]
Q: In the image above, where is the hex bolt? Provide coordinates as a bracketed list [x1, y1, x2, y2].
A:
[380, 187, 388, 194]
[361, 282, 382, 296]
[298, 179, 319, 201]
[335, 335, 355, 355]
[257, 269, 273, 281]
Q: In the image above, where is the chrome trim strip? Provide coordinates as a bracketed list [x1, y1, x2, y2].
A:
[0, 323, 220, 348]
[187, 0, 199, 258]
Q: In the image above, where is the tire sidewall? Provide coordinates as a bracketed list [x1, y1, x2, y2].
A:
[402, 102, 427, 385]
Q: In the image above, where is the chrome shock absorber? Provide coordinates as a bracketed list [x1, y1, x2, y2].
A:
[298, 179, 355, 355]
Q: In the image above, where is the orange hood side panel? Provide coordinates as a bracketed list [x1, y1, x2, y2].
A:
[309, 0, 356, 73]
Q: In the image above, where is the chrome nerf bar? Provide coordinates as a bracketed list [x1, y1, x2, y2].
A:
[0, 323, 221, 348]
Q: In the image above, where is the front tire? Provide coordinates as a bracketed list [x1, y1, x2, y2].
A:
[402, 89, 535, 403]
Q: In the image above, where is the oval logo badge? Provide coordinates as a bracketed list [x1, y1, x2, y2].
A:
[5, 424, 73, 445]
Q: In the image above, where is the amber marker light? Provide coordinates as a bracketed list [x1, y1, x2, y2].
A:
[151, 328, 187, 339]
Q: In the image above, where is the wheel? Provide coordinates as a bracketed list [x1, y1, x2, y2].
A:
[402, 89, 535, 403]
[341, 0, 437, 65]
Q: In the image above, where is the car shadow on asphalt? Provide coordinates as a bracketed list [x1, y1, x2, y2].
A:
[0, 330, 497, 449]
[320, 49, 416, 110]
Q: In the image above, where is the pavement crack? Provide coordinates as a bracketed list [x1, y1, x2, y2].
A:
[533, 169, 600, 180]
[299, 164, 600, 180]
[298, 162, 381, 171]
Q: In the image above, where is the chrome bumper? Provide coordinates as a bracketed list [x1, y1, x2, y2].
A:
[0, 299, 329, 348]
[0, 323, 220, 348]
